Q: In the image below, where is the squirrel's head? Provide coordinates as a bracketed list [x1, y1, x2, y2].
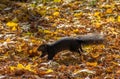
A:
[38, 44, 49, 51]
[37, 44, 49, 58]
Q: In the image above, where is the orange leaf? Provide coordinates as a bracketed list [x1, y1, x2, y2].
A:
[91, 52, 100, 58]
[86, 62, 98, 67]
[106, 8, 113, 14]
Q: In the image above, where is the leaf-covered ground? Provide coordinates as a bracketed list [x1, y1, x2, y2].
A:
[0, 0, 120, 79]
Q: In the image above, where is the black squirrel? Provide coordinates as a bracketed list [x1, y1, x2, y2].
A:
[37, 33, 104, 60]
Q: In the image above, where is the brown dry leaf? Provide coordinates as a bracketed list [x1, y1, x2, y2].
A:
[13, 9, 22, 15]
[105, 66, 114, 73]
[38, 69, 53, 75]
[111, 61, 119, 66]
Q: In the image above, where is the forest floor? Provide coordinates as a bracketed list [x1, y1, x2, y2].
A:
[0, 0, 120, 79]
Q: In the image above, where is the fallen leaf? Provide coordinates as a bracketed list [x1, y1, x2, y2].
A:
[12, 26, 17, 31]
[45, 69, 54, 74]
[86, 62, 98, 67]
[10, 66, 15, 71]
[54, 0, 61, 2]
[6, 22, 18, 27]
[107, 16, 115, 22]
[6, 38, 11, 42]
[106, 8, 113, 14]
[72, 69, 96, 76]
[53, 12, 60, 17]
[17, 63, 24, 69]
[117, 16, 120, 22]
[94, 11, 100, 17]
[74, 12, 83, 17]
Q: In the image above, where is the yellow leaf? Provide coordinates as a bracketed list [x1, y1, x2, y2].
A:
[95, 22, 101, 28]
[74, 12, 83, 17]
[117, 16, 120, 22]
[6, 22, 18, 27]
[99, 45, 105, 49]
[83, 45, 93, 53]
[6, 38, 11, 42]
[45, 69, 53, 73]
[23, 64, 36, 73]
[31, 39, 36, 43]
[73, 29, 79, 33]
[107, 17, 115, 22]
[94, 11, 100, 17]
[25, 65, 36, 73]
[106, 8, 113, 14]
[54, 0, 61, 2]
[53, 12, 60, 17]
[39, 10, 46, 15]
[17, 46, 22, 52]
[52, 23, 57, 27]
[10, 63, 36, 73]
[10, 66, 15, 71]
[17, 63, 24, 69]
[25, 64, 31, 70]
[44, 30, 51, 34]
[12, 26, 17, 31]
[86, 62, 98, 67]
[101, 4, 113, 8]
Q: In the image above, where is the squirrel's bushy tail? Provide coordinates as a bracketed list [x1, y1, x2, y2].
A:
[76, 33, 104, 45]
